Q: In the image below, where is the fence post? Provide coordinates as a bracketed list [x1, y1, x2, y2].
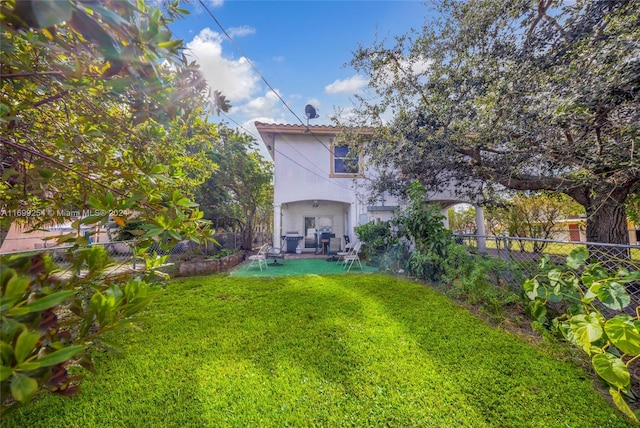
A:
[502, 234, 510, 263]
[132, 241, 137, 270]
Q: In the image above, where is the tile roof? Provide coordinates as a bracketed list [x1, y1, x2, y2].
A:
[254, 121, 341, 135]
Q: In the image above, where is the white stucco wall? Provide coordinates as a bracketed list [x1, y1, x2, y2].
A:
[273, 133, 356, 205]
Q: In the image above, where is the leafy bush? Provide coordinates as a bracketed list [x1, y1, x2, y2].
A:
[441, 243, 521, 316]
[523, 247, 640, 421]
[395, 182, 451, 257]
[390, 181, 452, 280]
[0, 248, 164, 414]
[354, 221, 397, 266]
[208, 248, 238, 260]
[376, 242, 410, 273]
[406, 248, 444, 282]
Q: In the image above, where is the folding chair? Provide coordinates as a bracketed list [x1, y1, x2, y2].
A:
[336, 241, 354, 264]
[342, 241, 363, 272]
[247, 243, 269, 271]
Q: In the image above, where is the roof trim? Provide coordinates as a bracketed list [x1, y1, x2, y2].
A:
[254, 121, 373, 135]
[367, 206, 399, 211]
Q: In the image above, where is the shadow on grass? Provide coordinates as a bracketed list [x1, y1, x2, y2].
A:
[2, 275, 633, 427]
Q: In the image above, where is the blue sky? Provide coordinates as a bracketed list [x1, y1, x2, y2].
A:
[169, 1, 430, 139]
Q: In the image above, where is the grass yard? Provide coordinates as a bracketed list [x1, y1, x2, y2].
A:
[1, 274, 634, 427]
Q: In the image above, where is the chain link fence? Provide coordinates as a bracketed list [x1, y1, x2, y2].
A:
[454, 234, 640, 310]
[0, 231, 270, 268]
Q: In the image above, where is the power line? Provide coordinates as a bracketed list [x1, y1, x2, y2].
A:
[219, 113, 354, 192]
[222, 114, 325, 176]
[196, 0, 340, 157]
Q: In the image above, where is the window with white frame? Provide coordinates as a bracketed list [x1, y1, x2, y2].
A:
[331, 144, 361, 176]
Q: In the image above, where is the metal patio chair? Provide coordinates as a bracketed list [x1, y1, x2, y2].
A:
[342, 241, 363, 272]
[247, 243, 269, 271]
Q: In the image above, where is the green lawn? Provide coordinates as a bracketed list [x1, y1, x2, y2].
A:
[1, 274, 634, 427]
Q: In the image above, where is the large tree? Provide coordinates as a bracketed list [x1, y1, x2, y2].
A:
[0, 0, 224, 408]
[195, 127, 273, 250]
[1, 0, 217, 246]
[349, 0, 639, 244]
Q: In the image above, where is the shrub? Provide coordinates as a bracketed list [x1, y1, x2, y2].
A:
[441, 243, 520, 316]
[1, 248, 164, 414]
[208, 248, 238, 260]
[395, 182, 451, 257]
[377, 242, 410, 273]
[523, 247, 640, 421]
[354, 221, 397, 266]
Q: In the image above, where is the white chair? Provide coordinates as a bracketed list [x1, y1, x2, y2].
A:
[247, 243, 269, 271]
[342, 241, 363, 272]
[336, 241, 354, 264]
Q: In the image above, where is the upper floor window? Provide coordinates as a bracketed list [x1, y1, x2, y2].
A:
[332, 144, 361, 176]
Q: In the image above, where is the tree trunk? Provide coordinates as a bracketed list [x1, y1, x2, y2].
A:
[241, 211, 257, 251]
[585, 201, 629, 245]
[584, 199, 631, 264]
[242, 231, 253, 252]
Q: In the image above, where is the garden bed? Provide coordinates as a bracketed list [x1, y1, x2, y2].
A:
[175, 251, 244, 277]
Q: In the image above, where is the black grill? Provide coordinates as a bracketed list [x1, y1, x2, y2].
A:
[281, 233, 304, 253]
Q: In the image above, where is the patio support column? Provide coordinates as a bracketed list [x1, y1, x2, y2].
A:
[475, 205, 487, 254]
[440, 207, 450, 229]
[273, 203, 282, 249]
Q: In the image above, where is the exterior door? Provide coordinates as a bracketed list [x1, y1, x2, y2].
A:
[568, 223, 581, 242]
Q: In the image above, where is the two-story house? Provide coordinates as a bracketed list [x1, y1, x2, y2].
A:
[255, 121, 487, 253]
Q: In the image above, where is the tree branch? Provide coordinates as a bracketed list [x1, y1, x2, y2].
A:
[33, 90, 70, 108]
[0, 71, 64, 79]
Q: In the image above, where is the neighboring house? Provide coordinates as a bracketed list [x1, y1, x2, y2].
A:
[0, 221, 110, 254]
[554, 218, 639, 245]
[255, 122, 487, 253]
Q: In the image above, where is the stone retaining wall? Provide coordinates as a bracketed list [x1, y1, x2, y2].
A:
[176, 251, 245, 277]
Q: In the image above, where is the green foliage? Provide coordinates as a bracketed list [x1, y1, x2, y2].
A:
[440, 243, 520, 315]
[353, 221, 396, 266]
[1, 250, 162, 413]
[195, 126, 273, 249]
[396, 181, 451, 257]
[349, 0, 639, 244]
[0, 0, 219, 412]
[386, 181, 452, 280]
[208, 248, 238, 260]
[379, 183, 521, 316]
[485, 192, 585, 247]
[448, 205, 476, 233]
[627, 186, 640, 227]
[1, 0, 216, 250]
[524, 247, 640, 420]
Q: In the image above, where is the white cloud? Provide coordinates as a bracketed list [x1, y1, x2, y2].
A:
[228, 25, 256, 38]
[185, 28, 261, 102]
[272, 55, 286, 62]
[325, 75, 368, 95]
[237, 90, 283, 118]
[205, 0, 224, 7]
[306, 98, 322, 109]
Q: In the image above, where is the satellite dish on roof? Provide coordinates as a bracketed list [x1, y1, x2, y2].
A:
[305, 104, 319, 122]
